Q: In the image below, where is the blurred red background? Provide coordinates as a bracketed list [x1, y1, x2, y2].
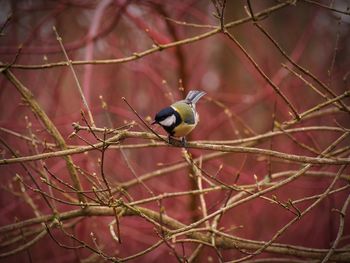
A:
[0, 0, 349, 262]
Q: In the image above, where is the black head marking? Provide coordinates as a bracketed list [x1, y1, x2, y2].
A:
[154, 107, 174, 122]
[154, 107, 182, 135]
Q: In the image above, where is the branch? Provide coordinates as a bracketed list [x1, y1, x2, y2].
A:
[0, 2, 292, 70]
[1, 129, 349, 165]
[1, 69, 86, 203]
[223, 30, 300, 120]
[1, 206, 350, 262]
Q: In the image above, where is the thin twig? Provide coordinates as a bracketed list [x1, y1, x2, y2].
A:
[122, 97, 169, 144]
[223, 30, 300, 120]
[53, 26, 95, 127]
[100, 130, 121, 243]
[321, 192, 350, 262]
[254, 22, 349, 113]
[0, 13, 12, 35]
[301, 0, 350, 15]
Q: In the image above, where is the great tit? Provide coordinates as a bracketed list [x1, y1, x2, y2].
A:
[152, 90, 206, 144]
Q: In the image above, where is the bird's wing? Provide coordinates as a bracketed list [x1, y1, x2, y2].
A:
[171, 102, 196, 125]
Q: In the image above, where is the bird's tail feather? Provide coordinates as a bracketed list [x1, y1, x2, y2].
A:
[185, 90, 206, 104]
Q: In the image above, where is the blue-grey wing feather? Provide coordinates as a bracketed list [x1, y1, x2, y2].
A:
[185, 90, 206, 104]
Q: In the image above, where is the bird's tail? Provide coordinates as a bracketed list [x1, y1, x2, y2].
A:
[185, 90, 206, 104]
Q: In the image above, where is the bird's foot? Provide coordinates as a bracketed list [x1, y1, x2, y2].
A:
[168, 136, 187, 148]
[168, 136, 176, 145]
[181, 137, 187, 148]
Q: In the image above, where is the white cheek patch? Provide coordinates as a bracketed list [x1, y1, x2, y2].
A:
[159, 114, 176, 127]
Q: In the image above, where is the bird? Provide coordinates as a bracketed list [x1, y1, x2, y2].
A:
[152, 90, 206, 145]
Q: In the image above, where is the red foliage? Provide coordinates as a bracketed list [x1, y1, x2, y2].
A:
[0, 1, 349, 262]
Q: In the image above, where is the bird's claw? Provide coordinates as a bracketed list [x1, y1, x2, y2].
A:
[181, 137, 187, 148]
[168, 136, 187, 148]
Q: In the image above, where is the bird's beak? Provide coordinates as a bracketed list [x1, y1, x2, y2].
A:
[151, 120, 157, 125]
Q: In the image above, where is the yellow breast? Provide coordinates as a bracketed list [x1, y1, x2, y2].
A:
[170, 101, 199, 137]
[172, 122, 196, 137]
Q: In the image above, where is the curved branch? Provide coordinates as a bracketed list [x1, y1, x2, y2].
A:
[1, 206, 349, 262]
[0, 2, 292, 70]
